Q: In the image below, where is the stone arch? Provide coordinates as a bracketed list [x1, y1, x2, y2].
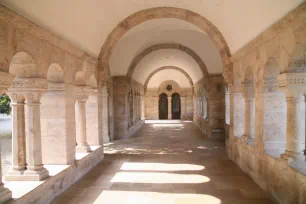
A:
[127, 43, 209, 80]
[144, 66, 194, 91]
[88, 75, 98, 88]
[98, 7, 231, 83]
[47, 63, 64, 83]
[75, 71, 86, 86]
[9, 52, 37, 78]
[262, 58, 286, 155]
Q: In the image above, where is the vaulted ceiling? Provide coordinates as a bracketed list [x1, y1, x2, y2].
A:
[1, 0, 303, 87]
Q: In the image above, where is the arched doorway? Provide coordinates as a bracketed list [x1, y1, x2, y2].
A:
[159, 93, 168, 119]
[172, 93, 181, 119]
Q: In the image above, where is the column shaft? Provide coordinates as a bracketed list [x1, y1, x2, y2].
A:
[23, 93, 49, 181]
[102, 91, 109, 143]
[76, 100, 90, 152]
[285, 96, 305, 158]
[10, 100, 26, 171]
[168, 97, 172, 119]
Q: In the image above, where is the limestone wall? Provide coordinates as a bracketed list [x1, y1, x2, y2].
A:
[112, 76, 144, 140]
[227, 3, 306, 204]
[194, 75, 225, 140]
[144, 80, 193, 120]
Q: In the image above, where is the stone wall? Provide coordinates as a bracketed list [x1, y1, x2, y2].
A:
[112, 76, 144, 140]
[145, 80, 193, 120]
[227, 3, 306, 204]
[194, 75, 225, 140]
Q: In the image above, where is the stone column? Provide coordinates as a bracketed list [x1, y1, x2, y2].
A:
[140, 95, 145, 120]
[102, 86, 110, 143]
[75, 88, 90, 153]
[6, 78, 49, 181]
[168, 96, 172, 119]
[0, 83, 12, 202]
[278, 73, 306, 161]
[24, 90, 49, 180]
[180, 96, 186, 119]
[242, 83, 255, 140]
[5, 92, 26, 175]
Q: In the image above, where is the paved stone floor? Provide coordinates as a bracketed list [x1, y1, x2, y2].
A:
[51, 120, 275, 204]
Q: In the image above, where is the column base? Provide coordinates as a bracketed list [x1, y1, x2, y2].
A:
[76, 145, 91, 153]
[0, 187, 12, 203]
[281, 151, 305, 163]
[5, 168, 49, 181]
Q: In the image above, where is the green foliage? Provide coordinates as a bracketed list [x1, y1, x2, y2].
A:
[0, 94, 11, 115]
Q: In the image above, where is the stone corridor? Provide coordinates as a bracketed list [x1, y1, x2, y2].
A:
[51, 121, 275, 204]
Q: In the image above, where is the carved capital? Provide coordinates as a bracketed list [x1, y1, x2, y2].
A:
[24, 91, 44, 104]
[75, 85, 93, 102]
[241, 83, 255, 100]
[277, 73, 306, 97]
[9, 78, 48, 91]
[0, 72, 14, 93]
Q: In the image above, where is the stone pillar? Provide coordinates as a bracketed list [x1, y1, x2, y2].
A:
[168, 96, 172, 119]
[140, 95, 145, 120]
[6, 78, 49, 181]
[233, 82, 245, 138]
[0, 79, 12, 202]
[242, 83, 255, 140]
[278, 73, 306, 161]
[40, 83, 76, 165]
[180, 96, 186, 119]
[23, 90, 49, 180]
[102, 86, 110, 143]
[75, 89, 90, 153]
[86, 90, 103, 146]
[6, 92, 26, 174]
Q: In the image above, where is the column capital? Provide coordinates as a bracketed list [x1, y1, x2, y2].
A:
[7, 78, 48, 103]
[241, 83, 255, 100]
[0, 71, 14, 94]
[277, 73, 306, 97]
[75, 85, 95, 102]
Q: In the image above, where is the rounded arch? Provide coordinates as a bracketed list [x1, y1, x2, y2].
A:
[75, 71, 86, 86]
[98, 7, 231, 82]
[47, 63, 64, 83]
[127, 43, 209, 79]
[144, 66, 194, 90]
[88, 75, 98, 88]
[9, 52, 37, 78]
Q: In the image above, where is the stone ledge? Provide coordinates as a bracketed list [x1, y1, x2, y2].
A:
[4, 146, 104, 204]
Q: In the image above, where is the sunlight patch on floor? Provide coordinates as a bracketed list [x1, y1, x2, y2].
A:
[145, 120, 182, 124]
[111, 172, 210, 183]
[153, 124, 183, 127]
[120, 162, 205, 171]
[88, 191, 221, 204]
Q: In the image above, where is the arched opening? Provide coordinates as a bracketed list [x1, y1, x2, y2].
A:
[263, 58, 286, 156]
[172, 93, 181, 119]
[159, 93, 168, 119]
